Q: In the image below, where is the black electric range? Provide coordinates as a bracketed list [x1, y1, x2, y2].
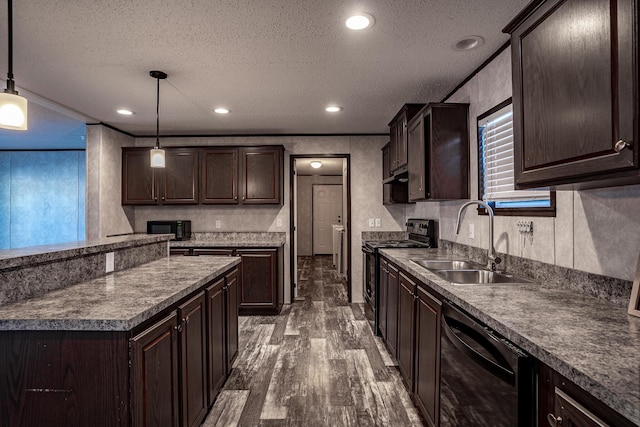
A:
[362, 219, 436, 335]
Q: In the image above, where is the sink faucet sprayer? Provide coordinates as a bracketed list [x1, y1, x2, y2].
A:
[455, 200, 502, 271]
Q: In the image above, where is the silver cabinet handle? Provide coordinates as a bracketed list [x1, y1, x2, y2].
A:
[614, 139, 631, 152]
[547, 414, 562, 427]
[174, 324, 183, 333]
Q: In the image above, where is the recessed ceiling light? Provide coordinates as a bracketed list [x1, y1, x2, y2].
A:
[325, 106, 342, 113]
[453, 35, 484, 51]
[346, 13, 374, 30]
[117, 109, 134, 116]
[310, 161, 322, 169]
[214, 108, 230, 114]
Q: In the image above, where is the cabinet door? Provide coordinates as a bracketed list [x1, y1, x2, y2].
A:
[205, 278, 226, 406]
[408, 114, 426, 201]
[201, 148, 239, 204]
[389, 121, 399, 172]
[428, 105, 469, 199]
[414, 286, 441, 427]
[225, 268, 240, 372]
[509, 0, 637, 188]
[397, 272, 416, 388]
[553, 388, 610, 427]
[131, 312, 179, 427]
[161, 148, 199, 204]
[396, 114, 408, 170]
[122, 149, 157, 205]
[238, 249, 278, 313]
[382, 143, 392, 179]
[378, 259, 389, 339]
[240, 147, 282, 204]
[386, 264, 399, 358]
[178, 292, 207, 427]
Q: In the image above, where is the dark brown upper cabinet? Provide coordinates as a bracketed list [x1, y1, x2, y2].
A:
[200, 148, 239, 204]
[201, 146, 283, 205]
[504, 0, 639, 190]
[407, 103, 469, 201]
[382, 142, 409, 204]
[122, 147, 199, 205]
[389, 104, 426, 174]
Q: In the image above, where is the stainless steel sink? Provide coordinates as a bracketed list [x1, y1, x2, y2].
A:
[411, 259, 478, 271]
[434, 269, 534, 285]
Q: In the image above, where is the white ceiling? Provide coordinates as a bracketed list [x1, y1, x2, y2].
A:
[0, 0, 529, 142]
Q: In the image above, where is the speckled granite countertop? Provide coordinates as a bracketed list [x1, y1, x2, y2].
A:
[379, 248, 640, 425]
[171, 231, 286, 248]
[0, 255, 240, 332]
[0, 234, 171, 270]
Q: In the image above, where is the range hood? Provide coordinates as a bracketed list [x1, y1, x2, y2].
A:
[384, 166, 409, 184]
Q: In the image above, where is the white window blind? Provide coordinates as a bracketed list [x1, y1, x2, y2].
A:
[480, 104, 550, 203]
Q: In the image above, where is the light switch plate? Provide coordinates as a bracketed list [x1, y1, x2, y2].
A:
[468, 224, 475, 240]
[368, 218, 375, 227]
[375, 218, 381, 227]
[215, 220, 221, 229]
[105, 252, 115, 273]
[276, 218, 282, 227]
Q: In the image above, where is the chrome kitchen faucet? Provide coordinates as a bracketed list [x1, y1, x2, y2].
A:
[455, 200, 502, 271]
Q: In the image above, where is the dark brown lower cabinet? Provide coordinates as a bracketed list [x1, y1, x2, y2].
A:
[131, 313, 180, 427]
[380, 258, 443, 427]
[0, 267, 238, 427]
[206, 267, 240, 406]
[538, 362, 637, 427]
[414, 286, 441, 427]
[225, 268, 239, 372]
[385, 264, 399, 358]
[378, 259, 389, 339]
[238, 248, 283, 315]
[178, 293, 207, 427]
[397, 272, 416, 387]
[206, 278, 226, 406]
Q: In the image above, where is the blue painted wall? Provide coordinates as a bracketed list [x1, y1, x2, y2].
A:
[0, 151, 86, 249]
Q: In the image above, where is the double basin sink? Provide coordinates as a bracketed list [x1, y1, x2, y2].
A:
[410, 259, 534, 285]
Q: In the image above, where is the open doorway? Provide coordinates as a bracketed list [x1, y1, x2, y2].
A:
[290, 155, 351, 302]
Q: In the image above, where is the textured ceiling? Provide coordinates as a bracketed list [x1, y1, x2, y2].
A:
[0, 0, 529, 142]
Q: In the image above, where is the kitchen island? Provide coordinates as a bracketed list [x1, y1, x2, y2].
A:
[379, 247, 640, 426]
[0, 251, 240, 427]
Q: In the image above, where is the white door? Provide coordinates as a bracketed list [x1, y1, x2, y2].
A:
[313, 184, 343, 255]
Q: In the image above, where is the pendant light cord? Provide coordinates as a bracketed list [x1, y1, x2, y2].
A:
[155, 75, 160, 148]
[5, 0, 16, 93]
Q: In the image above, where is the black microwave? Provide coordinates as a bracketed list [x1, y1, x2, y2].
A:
[147, 220, 192, 241]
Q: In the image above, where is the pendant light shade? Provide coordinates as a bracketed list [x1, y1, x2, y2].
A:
[149, 70, 167, 168]
[1, 0, 27, 131]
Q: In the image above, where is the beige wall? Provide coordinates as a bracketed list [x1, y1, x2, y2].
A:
[86, 125, 136, 240]
[408, 48, 640, 282]
[296, 175, 343, 256]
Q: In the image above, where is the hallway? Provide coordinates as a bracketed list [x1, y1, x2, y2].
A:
[204, 255, 424, 426]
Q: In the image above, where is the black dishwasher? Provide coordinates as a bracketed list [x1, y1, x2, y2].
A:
[440, 301, 536, 427]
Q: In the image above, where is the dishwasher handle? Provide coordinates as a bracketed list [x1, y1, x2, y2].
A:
[442, 314, 515, 385]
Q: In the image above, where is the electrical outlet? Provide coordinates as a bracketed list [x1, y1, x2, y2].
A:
[368, 218, 375, 227]
[105, 252, 115, 273]
[375, 218, 381, 228]
[215, 220, 221, 229]
[276, 218, 282, 228]
[468, 224, 475, 240]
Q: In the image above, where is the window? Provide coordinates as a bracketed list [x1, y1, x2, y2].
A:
[478, 99, 555, 216]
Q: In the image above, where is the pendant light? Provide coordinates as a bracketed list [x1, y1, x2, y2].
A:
[0, 0, 27, 130]
[149, 70, 167, 168]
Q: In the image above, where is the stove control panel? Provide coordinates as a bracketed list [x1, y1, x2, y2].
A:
[406, 219, 436, 238]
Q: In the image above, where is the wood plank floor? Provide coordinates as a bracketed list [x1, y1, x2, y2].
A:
[204, 255, 425, 427]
